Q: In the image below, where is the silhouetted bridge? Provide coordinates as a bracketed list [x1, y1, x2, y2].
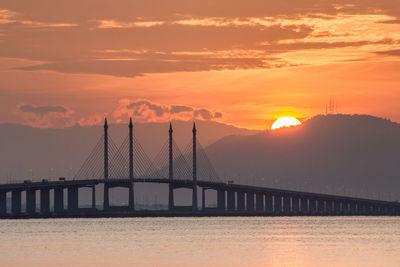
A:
[1, 119, 399, 218]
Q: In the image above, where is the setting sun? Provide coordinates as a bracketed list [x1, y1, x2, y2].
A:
[271, 116, 301, 130]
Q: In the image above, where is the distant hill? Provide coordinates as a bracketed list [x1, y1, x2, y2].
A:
[0, 120, 259, 182]
[206, 114, 400, 200]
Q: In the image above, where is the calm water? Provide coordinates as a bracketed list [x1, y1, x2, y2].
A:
[0, 217, 399, 267]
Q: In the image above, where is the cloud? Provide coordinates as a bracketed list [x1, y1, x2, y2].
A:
[127, 100, 167, 116]
[18, 104, 68, 116]
[0, 8, 77, 28]
[376, 49, 400, 56]
[1, 1, 400, 78]
[77, 112, 105, 126]
[16, 104, 72, 128]
[170, 105, 193, 114]
[113, 99, 222, 122]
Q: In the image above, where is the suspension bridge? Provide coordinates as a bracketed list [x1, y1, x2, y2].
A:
[0, 118, 399, 218]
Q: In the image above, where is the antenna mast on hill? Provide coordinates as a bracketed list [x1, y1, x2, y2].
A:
[325, 97, 338, 114]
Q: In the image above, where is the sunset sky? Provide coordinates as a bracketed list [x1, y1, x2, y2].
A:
[1, 0, 400, 130]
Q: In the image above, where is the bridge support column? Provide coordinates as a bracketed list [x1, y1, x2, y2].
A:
[128, 182, 134, 210]
[368, 204, 375, 215]
[246, 191, 254, 212]
[40, 188, 50, 214]
[283, 195, 291, 215]
[237, 191, 245, 212]
[54, 188, 64, 213]
[103, 184, 109, 210]
[26, 189, 36, 215]
[168, 185, 174, 211]
[265, 194, 273, 214]
[12, 190, 21, 215]
[227, 190, 235, 212]
[217, 189, 225, 212]
[317, 198, 324, 215]
[274, 194, 282, 215]
[68, 187, 78, 212]
[334, 201, 341, 215]
[0, 191, 6, 215]
[326, 200, 333, 215]
[256, 192, 264, 212]
[92, 186, 96, 210]
[201, 188, 205, 211]
[300, 198, 308, 215]
[349, 202, 356, 215]
[358, 203, 366, 215]
[309, 198, 316, 215]
[292, 196, 300, 215]
[342, 202, 349, 215]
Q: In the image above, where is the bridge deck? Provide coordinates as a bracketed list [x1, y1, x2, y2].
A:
[0, 178, 398, 207]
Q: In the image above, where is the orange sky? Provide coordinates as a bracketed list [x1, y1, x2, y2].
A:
[1, 0, 400, 130]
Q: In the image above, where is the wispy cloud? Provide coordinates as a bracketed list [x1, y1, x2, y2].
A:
[113, 99, 222, 123]
[16, 104, 73, 128]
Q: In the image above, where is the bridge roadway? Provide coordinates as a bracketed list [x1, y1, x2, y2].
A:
[0, 178, 399, 218]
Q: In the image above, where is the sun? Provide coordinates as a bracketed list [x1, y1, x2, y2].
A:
[271, 116, 301, 130]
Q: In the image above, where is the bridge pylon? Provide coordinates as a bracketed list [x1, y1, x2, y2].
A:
[192, 122, 198, 211]
[129, 117, 135, 210]
[168, 123, 174, 211]
[103, 117, 109, 210]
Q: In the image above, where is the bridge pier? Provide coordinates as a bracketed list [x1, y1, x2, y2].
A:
[91, 186, 96, 210]
[12, 190, 21, 215]
[350, 202, 357, 215]
[103, 184, 109, 210]
[283, 195, 290, 215]
[265, 194, 273, 214]
[256, 192, 264, 212]
[68, 187, 79, 212]
[237, 191, 245, 212]
[217, 189, 225, 212]
[0, 191, 6, 215]
[309, 198, 316, 215]
[342, 202, 348, 215]
[368, 204, 375, 215]
[40, 188, 50, 214]
[54, 187, 64, 213]
[358, 203, 366, 215]
[326, 200, 333, 215]
[246, 191, 254, 212]
[201, 187, 205, 211]
[292, 196, 300, 215]
[334, 200, 341, 215]
[168, 185, 174, 211]
[128, 182, 134, 210]
[227, 190, 235, 212]
[300, 197, 308, 215]
[317, 198, 324, 215]
[274, 194, 282, 215]
[26, 189, 36, 215]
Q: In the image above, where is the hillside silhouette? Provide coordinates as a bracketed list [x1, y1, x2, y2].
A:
[207, 114, 400, 200]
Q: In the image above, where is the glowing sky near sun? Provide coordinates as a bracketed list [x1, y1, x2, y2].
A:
[1, 0, 400, 129]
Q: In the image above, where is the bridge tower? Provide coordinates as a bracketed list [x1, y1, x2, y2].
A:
[129, 117, 135, 210]
[192, 122, 198, 211]
[103, 117, 109, 210]
[168, 123, 174, 211]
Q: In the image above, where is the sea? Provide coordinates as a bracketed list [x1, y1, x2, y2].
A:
[0, 217, 399, 267]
